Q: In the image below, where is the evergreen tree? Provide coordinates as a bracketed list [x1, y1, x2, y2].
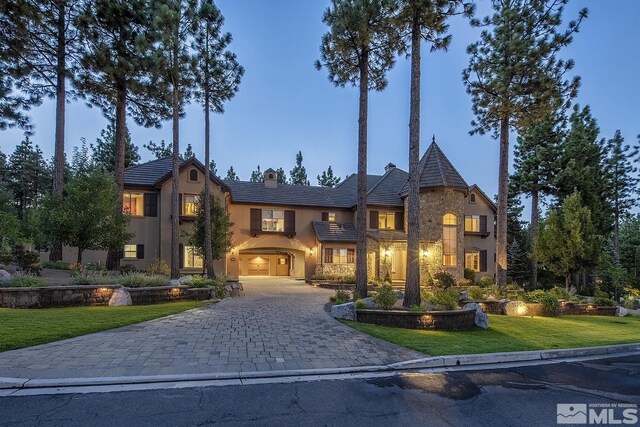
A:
[395, 0, 474, 307]
[192, 0, 242, 278]
[512, 113, 565, 287]
[71, 138, 93, 175]
[76, 0, 167, 269]
[604, 130, 638, 268]
[316, 0, 401, 298]
[289, 151, 310, 185]
[619, 214, 640, 288]
[209, 160, 217, 176]
[152, 0, 199, 278]
[224, 166, 239, 181]
[538, 191, 600, 291]
[182, 143, 195, 159]
[275, 167, 287, 184]
[317, 166, 341, 187]
[8, 136, 50, 219]
[463, 0, 586, 289]
[249, 165, 263, 183]
[507, 239, 529, 286]
[144, 140, 172, 158]
[91, 122, 140, 173]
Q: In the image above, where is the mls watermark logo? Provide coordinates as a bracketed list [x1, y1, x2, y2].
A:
[557, 403, 639, 425]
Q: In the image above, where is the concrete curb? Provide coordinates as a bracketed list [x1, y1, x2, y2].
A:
[1, 343, 638, 391]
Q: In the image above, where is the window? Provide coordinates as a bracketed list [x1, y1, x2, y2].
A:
[189, 169, 198, 181]
[443, 214, 457, 266]
[470, 193, 476, 203]
[268, 173, 274, 180]
[184, 246, 203, 268]
[182, 194, 199, 216]
[262, 209, 284, 232]
[465, 251, 479, 271]
[124, 244, 137, 259]
[378, 212, 396, 230]
[465, 215, 480, 232]
[123, 192, 144, 216]
[324, 248, 355, 264]
[328, 212, 336, 222]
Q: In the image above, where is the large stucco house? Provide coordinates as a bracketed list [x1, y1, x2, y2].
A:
[49, 141, 496, 282]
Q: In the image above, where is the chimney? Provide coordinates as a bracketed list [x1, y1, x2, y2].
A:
[385, 163, 396, 173]
[263, 168, 277, 188]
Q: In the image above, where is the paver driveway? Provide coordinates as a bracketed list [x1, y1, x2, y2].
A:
[0, 278, 424, 379]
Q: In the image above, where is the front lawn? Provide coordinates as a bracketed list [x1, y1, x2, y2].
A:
[0, 301, 208, 352]
[344, 314, 640, 356]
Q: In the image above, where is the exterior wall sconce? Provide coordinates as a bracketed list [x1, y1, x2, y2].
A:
[309, 248, 314, 257]
[384, 249, 392, 257]
[421, 250, 429, 258]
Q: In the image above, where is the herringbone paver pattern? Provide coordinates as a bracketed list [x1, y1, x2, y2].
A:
[0, 278, 423, 379]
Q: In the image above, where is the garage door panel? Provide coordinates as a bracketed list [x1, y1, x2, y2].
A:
[247, 257, 269, 276]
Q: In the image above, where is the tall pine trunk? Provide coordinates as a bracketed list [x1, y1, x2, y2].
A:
[496, 117, 509, 289]
[355, 52, 369, 299]
[170, 80, 180, 279]
[404, 16, 421, 307]
[49, 1, 66, 262]
[105, 87, 127, 270]
[203, 89, 214, 278]
[530, 187, 539, 288]
[77, 248, 83, 265]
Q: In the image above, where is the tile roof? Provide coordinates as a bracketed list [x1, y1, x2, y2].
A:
[224, 180, 356, 208]
[124, 156, 229, 190]
[400, 141, 469, 195]
[312, 221, 358, 242]
[367, 167, 408, 206]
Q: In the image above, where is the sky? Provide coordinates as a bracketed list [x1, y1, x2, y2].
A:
[2, 0, 639, 208]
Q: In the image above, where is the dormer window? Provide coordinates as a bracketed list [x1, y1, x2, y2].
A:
[189, 169, 199, 182]
[470, 193, 476, 203]
[268, 173, 274, 180]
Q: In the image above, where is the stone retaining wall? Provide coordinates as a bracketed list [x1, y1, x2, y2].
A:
[463, 299, 617, 317]
[356, 308, 476, 331]
[0, 282, 244, 309]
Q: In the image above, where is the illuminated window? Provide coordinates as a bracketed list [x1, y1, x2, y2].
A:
[123, 192, 144, 216]
[328, 212, 336, 222]
[262, 209, 284, 231]
[443, 214, 457, 266]
[465, 251, 479, 271]
[184, 246, 203, 268]
[324, 248, 355, 264]
[189, 169, 198, 181]
[183, 194, 199, 216]
[124, 244, 137, 259]
[465, 215, 480, 232]
[379, 212, 396, 229]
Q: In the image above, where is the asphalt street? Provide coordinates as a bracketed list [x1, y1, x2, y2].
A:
[1, 354, 639, 427]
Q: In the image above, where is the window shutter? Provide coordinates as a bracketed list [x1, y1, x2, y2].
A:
[321, 212, 329, 222]
[136, 244, 145, 260]
[480, 215, 487, 233]
[143, 193, 158, 217]
[284, 210, 295, 235]
[324, 248, 333, 264]
[250, 209, 261, 235]
[480, 250, 487, 272]
[369, 210, 379, 229]
[395, 212, 403, 231]
[179, 193, 183, 216]
[179, 244, 184, 269]
[347, 249, 355, 263]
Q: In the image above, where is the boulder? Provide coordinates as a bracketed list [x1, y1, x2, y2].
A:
[463, 302, 489, 329]
[169, 279, 181, 287]
[505, 300, 528, 316]
[331, 302, 356, 321]
[458, 290, 468, 301]
[568, 286, 578, 296]
[394, 290, 404, 300]
[0, 269, 11, 283]
[358, 297, 376, 308]
[616, 306, 628, 317]
[178, 275, 193, 285]
[108, 287, 132, 306]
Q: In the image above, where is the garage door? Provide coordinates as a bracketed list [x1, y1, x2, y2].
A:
[247, 256, 269, 275]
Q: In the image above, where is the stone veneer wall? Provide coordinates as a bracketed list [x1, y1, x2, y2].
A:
[356, 308, 476, 331]
[314, 263, 356, 277]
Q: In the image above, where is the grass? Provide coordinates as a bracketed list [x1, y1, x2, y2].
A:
[343, 314, 640, 356]
[0, 301, 208, 352]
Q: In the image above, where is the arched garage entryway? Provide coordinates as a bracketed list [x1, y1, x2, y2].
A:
[229, 234, 309, 279]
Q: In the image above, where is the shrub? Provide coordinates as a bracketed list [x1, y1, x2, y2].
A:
[146, 258, 170, 276]
[68, 263, 83, 274]
[85, 262, 106, 271]
[467, 287, 485, 301]
[41, 260, 69, 270]
[383, 272, 392, 284]
[485, 284, 503, 299]
[118, 264, 137, 275]
[525, 289, 560, 315]
[429, 287, 459, 310]
[409, 304, 425, 313]
[354, 299, 366, 309]
[189, 274, 228, 298]
[0, 251, 12, 264]
[549, 286, 570, 300]
[71, 273, 111, 286]
[478, 276, 493, 287]
[464, 268, 476, 282]
[341, 274, 356, 284]
[118, 273, 168, 288]
[11, 245, 41, 275]
[433, 271, 456, 289]
[525, 289, 547, 303]
[593, 287, 615, 306]
[421, 271, 435, 287]
[329, 289, 350, 305]
[373, 284, 397, 309]
[5, 274, 47, 288]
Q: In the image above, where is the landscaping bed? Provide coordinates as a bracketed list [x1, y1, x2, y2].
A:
[465, 299, 618, 316]
[356, 308, 476, 331]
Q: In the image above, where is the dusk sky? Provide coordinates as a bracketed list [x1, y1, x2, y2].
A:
[2, 0, 639, 209]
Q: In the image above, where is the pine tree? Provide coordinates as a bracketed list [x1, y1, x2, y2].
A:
[395, 0, 474, 307]
[316, 0, 401, 298]
[91, 122, 140, 173]
[249, 165, 263, 183]
[182, 143, 195, 159]
[224, 166, 239, 181]
[289, 151, 310, 185]
[144, 140, 172, 158]
[192, 0, 242, 278]
[7, 137, 50, 219]
[507, 239, 529, 286]
[71, 138, 93, 175]
[317, 166, 341, 187]
[619, 214, 640, 288]
[76, 0, 167, 269]
[512, 113, 565, 287]
[463, 0, 586, 289]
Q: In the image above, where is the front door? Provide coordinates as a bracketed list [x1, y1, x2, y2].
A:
[275, 255, 289, 276]
[391, 250, 406, 281]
